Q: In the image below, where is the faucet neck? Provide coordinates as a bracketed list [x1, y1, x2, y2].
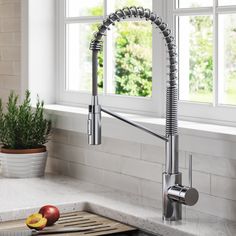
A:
[90, 6, 178, 138]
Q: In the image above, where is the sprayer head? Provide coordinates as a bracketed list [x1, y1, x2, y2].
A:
[87, 96, 101, 145]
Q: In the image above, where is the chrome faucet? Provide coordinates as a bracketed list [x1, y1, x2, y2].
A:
[87, 6, 199, 221]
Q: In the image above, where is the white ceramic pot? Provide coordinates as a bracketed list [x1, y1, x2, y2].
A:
[0, 150, 48, 178]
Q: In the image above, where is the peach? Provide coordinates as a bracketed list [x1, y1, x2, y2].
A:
[25, 213, 47, 230]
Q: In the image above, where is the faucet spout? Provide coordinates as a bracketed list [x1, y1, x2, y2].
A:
[88, 95, 101, 145]
[90, 6, 178, 137]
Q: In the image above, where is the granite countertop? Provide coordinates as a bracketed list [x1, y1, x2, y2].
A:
[0, 174, 235, 236]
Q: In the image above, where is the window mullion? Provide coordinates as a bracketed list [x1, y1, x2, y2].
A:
[217, 6, 236, 13]
[173, 7, 213, 15]
[59, 0, 168, 115]
[103, 0, 108, 95]
[57, 0, 66, 103]
[65, 16, 103, 23]
[213, 0, 219, 107]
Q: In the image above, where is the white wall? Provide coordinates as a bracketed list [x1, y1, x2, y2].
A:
[21, 0, 56, 104]
[0, 0, 21, 102]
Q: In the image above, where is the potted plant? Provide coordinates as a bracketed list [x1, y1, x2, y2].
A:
[0, 90, 51, 178]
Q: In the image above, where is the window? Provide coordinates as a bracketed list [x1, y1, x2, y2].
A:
[57, 0, 165, 115]
[57, 0, 236, 124]
[167, 0, 236, 124]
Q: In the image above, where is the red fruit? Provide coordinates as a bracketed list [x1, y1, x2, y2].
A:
[39, 205, 60, 226]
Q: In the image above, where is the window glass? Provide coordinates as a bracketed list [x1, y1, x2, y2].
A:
[177, 0, 212, 8]
[218, 14, 236, 105]
[65, 0, 152, 97]
[178, 15, 213, 103]
[66, 0, 103, 17]
[110, 21, 152, 97]
[105, 0, 153, 97]
[66, 23, 103, 92]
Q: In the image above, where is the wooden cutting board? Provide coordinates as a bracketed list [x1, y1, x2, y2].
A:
[0, 211, 137, 235]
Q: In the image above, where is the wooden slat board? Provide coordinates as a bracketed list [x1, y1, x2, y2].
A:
[0, 211, 137, 235]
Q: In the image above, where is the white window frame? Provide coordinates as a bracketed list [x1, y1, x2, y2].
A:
[167, 0, 236, 125]
[56, 0, 166, 117]
[56, 0, 236, 125]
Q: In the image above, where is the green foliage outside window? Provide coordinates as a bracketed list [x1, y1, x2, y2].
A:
[223, 16, 236, 104]
[190, 16, 213, 93]
[189, 16, 213, 102]
[89, 6, 236, 103]
[89, 5, 152, 97]
[114, 21, 152, 96]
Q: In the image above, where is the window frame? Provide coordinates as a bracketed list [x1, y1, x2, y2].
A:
[57, 0, 236, 125]
[56, 0, 166, 117]
[167, 0, 236, 125]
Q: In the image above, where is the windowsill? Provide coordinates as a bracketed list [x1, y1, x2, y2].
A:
[45, 104, 236, 144]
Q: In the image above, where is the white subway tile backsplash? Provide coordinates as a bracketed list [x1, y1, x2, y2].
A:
[0, 32, 14, 45]
[13, 32, 20, 45]
[211, 175, 236, 201]
[0, 61, 14, 75]
[191, 152, 236, 179]
[1, 47, 20, 60]
[0, 0, 20, 98]
[0, 3, 20, 18]
[121, 157, 163, 183]
[99, 137, 141, 159]
[67, 162, 104, 184]
[181, 134, 236, 159]
[101, 170, 141, 195]
[47, 142, 85, 164]
[0, 18, 20, 32]
[13, 61, 20, 75]
[85, 149, 122, 173]
[193, 171, 211, 195]
[0, 75, 19, 90]
[193, 192, 236, 221]
[46, 157, 69, 175]
[141, 144, 165, 163]
[0, 0, 21, 5]
[51, 129, 69, 144]
[140, 179, 162, 200]
[68, 131, 89, 148]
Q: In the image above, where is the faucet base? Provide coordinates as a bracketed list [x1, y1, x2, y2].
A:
[162, 172, 182, 221]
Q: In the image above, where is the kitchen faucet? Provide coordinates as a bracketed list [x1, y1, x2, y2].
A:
[87, 6, 199, 221]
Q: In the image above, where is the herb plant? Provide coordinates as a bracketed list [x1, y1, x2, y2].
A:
[0, 90, 51, 149]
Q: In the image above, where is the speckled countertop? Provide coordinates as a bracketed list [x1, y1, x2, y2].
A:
[0, 174, 235, 236]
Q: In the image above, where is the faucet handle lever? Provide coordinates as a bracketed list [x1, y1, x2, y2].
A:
[188, 154, 192, 187]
